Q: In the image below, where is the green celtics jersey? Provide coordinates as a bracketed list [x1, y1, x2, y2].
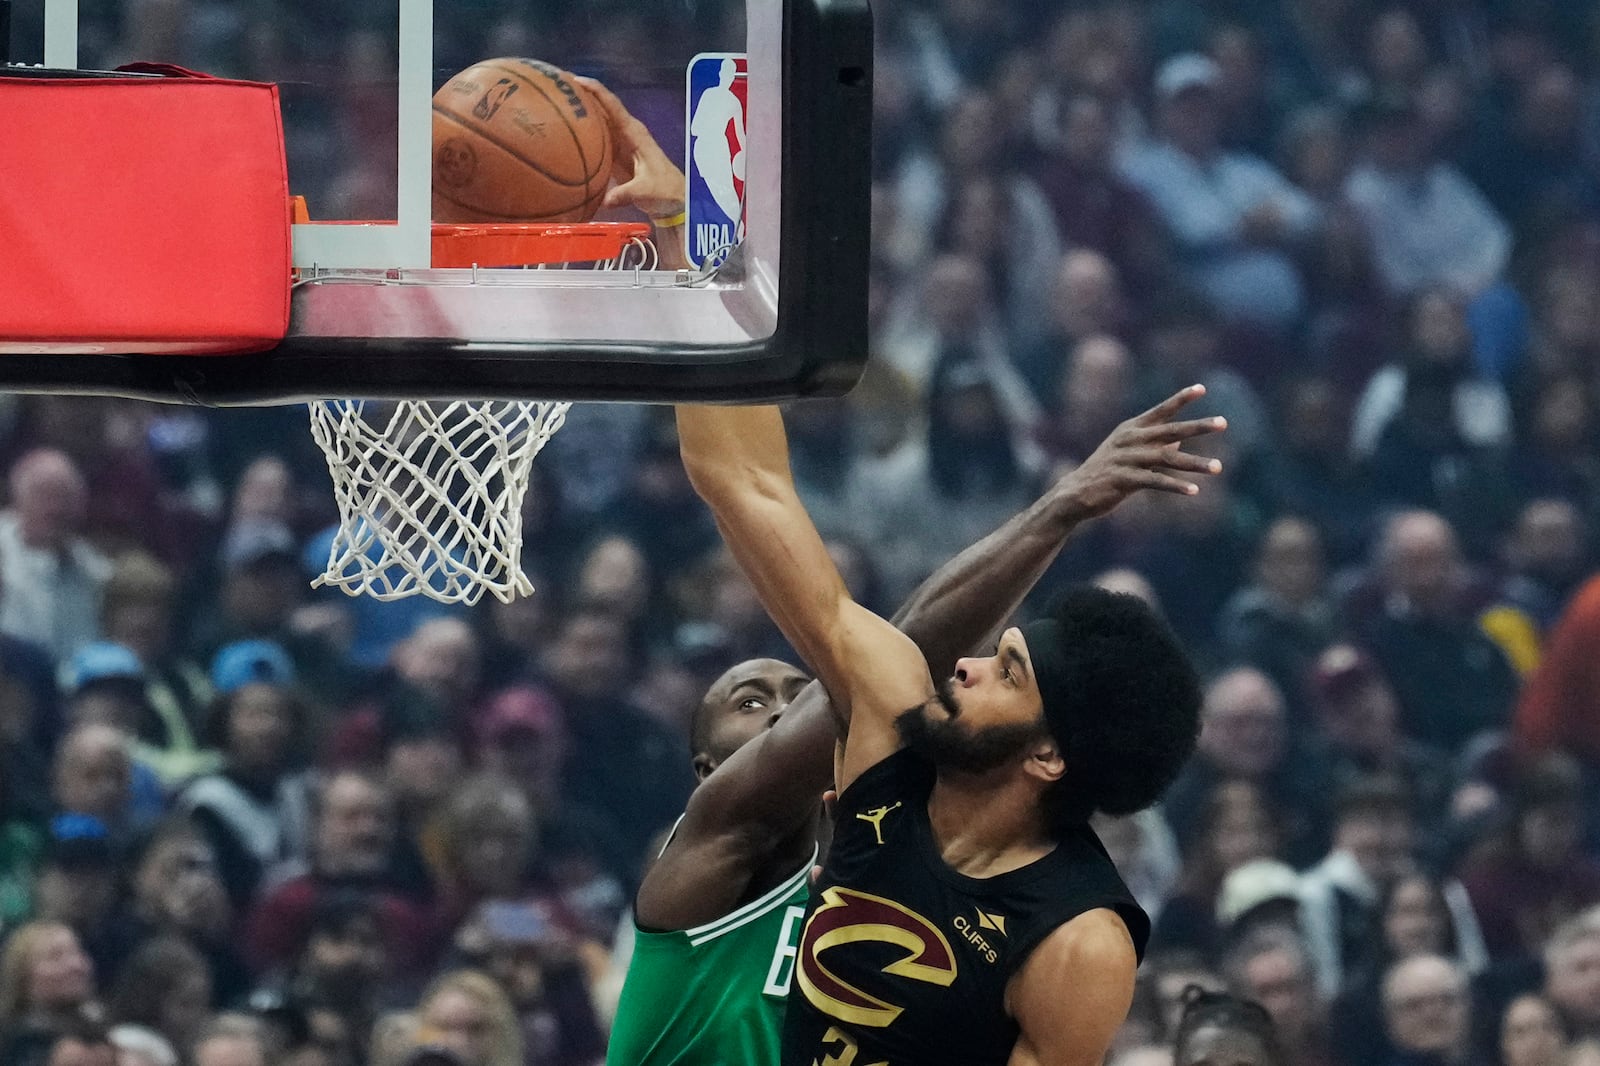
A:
[606, 847, 815, 1066]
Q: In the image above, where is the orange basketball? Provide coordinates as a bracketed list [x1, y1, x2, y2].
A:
[431, 58, 614, 223]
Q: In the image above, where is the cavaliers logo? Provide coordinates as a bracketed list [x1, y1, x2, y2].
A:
[796, 888, 958, 1028]
[434, 138, 477, 188]
[472, 78, 520, 121]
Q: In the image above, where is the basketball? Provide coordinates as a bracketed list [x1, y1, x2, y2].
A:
[431, 58, 614, 223]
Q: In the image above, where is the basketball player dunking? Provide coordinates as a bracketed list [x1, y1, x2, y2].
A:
[676, 395, 1222, 1066]
[604, 441, 1191, 1065]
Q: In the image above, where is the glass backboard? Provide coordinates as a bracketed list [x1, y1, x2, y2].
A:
[0, 0, 872, 404]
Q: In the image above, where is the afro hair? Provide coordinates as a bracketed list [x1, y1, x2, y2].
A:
[1037, 586, 1202, 829]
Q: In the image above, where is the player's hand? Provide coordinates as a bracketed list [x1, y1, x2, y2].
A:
[810, 788, 838, 889]
[1052, 385, 1226, 523]
[575, 76, 689, 221]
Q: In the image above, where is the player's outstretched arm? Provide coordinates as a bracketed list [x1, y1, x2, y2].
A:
[893, 383, 1223, 680]
[677, 404, 932, 725]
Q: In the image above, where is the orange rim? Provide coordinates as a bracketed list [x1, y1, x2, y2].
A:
[430, 222, 653, 268]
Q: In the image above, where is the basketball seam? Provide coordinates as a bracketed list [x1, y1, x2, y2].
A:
[433, 183, 606, 222]
[432, 105, 588, 188]
[502, 61, 601, 204]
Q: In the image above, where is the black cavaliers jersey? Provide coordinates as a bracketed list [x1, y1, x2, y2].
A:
[781, 749, 1149, 1066]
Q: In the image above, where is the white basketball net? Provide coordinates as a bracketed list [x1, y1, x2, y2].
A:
[308, 398, 570, 604]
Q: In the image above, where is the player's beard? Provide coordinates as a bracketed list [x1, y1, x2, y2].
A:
[895, 681, 1043, 776]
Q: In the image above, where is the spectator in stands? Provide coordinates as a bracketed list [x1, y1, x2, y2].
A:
[414, 970, 522, 1066]
[1353, 290, 1514, 543]
[1304, 646, 1454, 828]
[538, 608, 689, 888]
[877, 253, 1040, 425]
[181, 659, 313, 908]
[1458, 753, 1600, 961]
[1120, 54, 1320, 329]
[1343, 95, 1521, 378]
[190, 1014, 271, 1066]
[850, 356, 1040, 603]
[245, 771, 432, 978]
[1331, 872, 1488, 1066]
[474, 688, 564, 816]
[1095, 810, 1184, 925]
[447, 900, 606, 1066]
[50, 726, 135, 845]
[196, 520, 320, 665]
[389, 620, 485, 733]
[1164, 668, 1325, 864]
[1379, 954, 1475, 1066]
[0, 450, 110, 661]
[1030, 95, 1168, 295]
[1543, 915, 1600, 1042]
[61, 641, 207, 801]
[1147, 950, 1229, 1041]
[1353, 511, 1518, 751]
[1299, 776, 1422, 997]
[934, 172, 1064, 353]
[0, 782, 43, 926]
[109, 819, 247, 1004]
[0, 921, 99, 1066]
[428, 776, 540, 938]
[377, 699, 466, 904]
[1130, 464, 1262, 651]
[29, 818, 120, 985]
[887, 91, 1061, 291]
[1137, 293, 1271, 466]
[1036, 336, 1139, 470]
[1216, 859, 1305, 952]
[1490, 499, 1589, 642]
[1224, 929, 1334, 1066]
[1466, 63, 1600, 243]
[1498, 994, 1569, 1066]
[96, 553, 214, 785]
[270, 893, 396, 1065]
[106, 937, 211, 1059]
[1242, 377, 1373, 566]
[1017, 251, 1132, 407]
[1153, 780, 1283, 961]
[1219, 516, 1339, 719]
[107, 1023, 176, 1066]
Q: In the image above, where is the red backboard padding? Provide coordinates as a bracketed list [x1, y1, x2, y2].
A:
[0, 66, 290, 355]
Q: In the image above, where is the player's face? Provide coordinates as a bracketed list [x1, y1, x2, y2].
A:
[896, 628, 1050, 776]
[944, 627, 1045, 730]
[702, 659, 811, 768]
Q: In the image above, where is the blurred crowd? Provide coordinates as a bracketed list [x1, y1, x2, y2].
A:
[10, 1, 1600, 1065]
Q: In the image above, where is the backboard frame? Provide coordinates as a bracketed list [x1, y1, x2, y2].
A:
[0, 0, 872, 406]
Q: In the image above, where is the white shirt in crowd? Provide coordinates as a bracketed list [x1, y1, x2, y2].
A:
[0, 510, 111, 661]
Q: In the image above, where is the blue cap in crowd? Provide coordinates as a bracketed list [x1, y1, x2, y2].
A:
[211, 640, 296, 695]
[64, 641, 145, 695]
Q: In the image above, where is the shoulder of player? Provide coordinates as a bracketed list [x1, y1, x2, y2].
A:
[1004, 911, 1138, 1066]
[1011, 908, 1136, 995]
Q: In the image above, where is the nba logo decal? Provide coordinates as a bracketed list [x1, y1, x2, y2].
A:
[686, 53, 749, 269]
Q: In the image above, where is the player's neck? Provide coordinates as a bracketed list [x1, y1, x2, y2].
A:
[926, 773, 1055, 879]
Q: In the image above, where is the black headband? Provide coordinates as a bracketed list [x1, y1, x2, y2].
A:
[1020, 616, 1076, 753]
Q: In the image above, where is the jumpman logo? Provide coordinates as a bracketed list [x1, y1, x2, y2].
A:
[855, 803, 903, 845]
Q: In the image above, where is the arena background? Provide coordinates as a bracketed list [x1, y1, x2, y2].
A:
[7, 1, 1600, 1064]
